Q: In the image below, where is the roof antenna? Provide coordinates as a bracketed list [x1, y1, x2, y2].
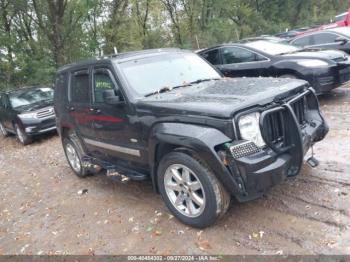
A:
[113, 47, 118, 54]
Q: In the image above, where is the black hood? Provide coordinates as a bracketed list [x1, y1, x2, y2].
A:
[281, 49, 347, 62]
[137, 78, 308, 118]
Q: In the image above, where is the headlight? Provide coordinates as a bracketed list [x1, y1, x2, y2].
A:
[18, 112, 37, 119]
[238, 112, 265, 147]
[296, 59, 329, 68]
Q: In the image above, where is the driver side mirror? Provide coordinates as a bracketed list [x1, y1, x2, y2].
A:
[335, 36, 348, 45]
[103, 89, 123, 105]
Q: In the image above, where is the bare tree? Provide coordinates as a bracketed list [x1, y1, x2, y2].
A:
[32, 0, 84, 67]
[135, 0, 150, 47]
[161, 0, 183, 46]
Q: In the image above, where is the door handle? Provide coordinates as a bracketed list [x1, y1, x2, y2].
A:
[93, 122, 104, 129]
[67, 106, 75, 112]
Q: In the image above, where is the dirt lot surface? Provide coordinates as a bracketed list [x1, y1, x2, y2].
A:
[0, 87, 350, 255]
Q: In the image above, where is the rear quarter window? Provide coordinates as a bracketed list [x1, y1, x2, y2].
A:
[70, 69, 90, 103]
[292, 36, 312, 46]
[54, 72, 68, 103]
[200, 49, 221, 65]
[313, 33, 339, 44]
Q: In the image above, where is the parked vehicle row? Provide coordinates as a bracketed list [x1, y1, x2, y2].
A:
[198, 40, 350, 94]
[290, 27, 350, 54]
[275, 9, 350, 39]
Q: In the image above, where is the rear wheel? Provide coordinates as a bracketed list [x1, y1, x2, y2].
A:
[0, 122, 9, 137]
[15, 124, 32, 145]
[157, 151, 230, 228]
[63, 133, 90, 177]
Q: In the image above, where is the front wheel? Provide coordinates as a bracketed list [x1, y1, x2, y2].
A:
[15, 124, 32, 145]
[0, 121, 9, 137]
[157, 151, 231, 228]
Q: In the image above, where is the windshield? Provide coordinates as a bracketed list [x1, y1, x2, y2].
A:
[245, 40, 301, 55]
[118, 53, 221, 96]
[9, 87, 53, 108]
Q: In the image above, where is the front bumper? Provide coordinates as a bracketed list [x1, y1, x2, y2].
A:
[306, 64, 350, 94]
[20, 116, 57, 136]
[223, 88, 328, 202]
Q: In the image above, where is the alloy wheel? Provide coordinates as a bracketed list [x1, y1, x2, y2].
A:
[65, 143, 82, 173]
[164, 164, 206, 218]
[0, 122, 6, 136]
[15, 125, 25, 143]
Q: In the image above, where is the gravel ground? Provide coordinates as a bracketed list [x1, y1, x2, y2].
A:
[0, 86, 349, 255]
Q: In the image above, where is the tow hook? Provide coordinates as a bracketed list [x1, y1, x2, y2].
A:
[306, 146, 319, 168]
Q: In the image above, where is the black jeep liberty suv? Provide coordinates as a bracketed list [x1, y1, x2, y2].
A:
[54, 49, 328, 228]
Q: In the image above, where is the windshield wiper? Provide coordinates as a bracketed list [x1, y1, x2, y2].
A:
[144, 86, 175, 97]
[189, 78, 221, 84]
[144, 78, 220, 97]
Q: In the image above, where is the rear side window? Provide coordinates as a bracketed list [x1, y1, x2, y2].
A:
[70, 69, 90, 103]
[292, 35, 312, 46]
[221, 47, 267, 64]
[313, 33, 338, 44]
[201, 49, 221, 65]
[54, 72, 67, 102]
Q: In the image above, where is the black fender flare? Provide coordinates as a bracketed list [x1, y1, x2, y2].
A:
[148, 122, 243, 195]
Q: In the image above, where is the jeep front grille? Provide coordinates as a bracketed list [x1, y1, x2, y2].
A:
[265, 111, 285, 146]
[36, 107, 55, 119]
[290, 96, 306, 125]
[261, 91, 309, 151]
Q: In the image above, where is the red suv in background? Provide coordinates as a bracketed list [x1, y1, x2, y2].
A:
[299, 9, 350, 36]
[315, 9, 350, 31]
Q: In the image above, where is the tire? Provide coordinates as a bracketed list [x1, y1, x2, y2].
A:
[157, 151, 231, 228]
[63, 133, 90, 177]
[14, 124, 32, 145]
[279, 74, 297, 79]
[0, 121, 9, 137]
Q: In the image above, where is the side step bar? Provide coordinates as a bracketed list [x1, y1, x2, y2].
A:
[82, 155, 149, 182]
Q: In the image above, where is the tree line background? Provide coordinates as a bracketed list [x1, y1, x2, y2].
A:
[1, 0, 350, 90]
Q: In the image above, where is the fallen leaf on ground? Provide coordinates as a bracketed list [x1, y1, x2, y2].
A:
[154, 230, 162, 236]
[196, 240, 212, 251]
[20, 244, 29, 254]
[77, 189, 88, 195]
[259, 231, 264, 238]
